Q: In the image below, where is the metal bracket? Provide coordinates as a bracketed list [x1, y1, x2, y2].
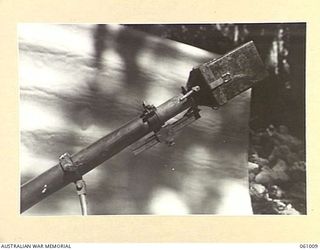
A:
[59, 152, 88, 215]
[140, 101, 164, 132]
[75, 179, 87, 196]
[59, 152, 77, 172]
[131, 106, 201, 155]
[140, 102, 156, 123]
[155, 126, 175, 146]
[209, 72, 232, 90]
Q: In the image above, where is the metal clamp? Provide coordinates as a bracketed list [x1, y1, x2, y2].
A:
[140, 101, 164, 132]
[140, 102, 156, 123]
[131, 106, 201, 155]
[59, 152, 77, 172]
[59, 152, 88, 215]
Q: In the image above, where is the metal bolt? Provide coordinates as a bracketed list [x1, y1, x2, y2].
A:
[179, 86, 200, 102]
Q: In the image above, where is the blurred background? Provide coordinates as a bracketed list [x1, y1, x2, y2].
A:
[19, 23, 306, 215]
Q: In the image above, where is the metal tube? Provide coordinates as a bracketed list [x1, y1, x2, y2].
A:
[79, 195, 88, 216]
[20, 94, 190, 213]
[20, 41, 268, 214]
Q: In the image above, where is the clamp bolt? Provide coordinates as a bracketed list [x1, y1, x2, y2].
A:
[59, 152, 77, 172]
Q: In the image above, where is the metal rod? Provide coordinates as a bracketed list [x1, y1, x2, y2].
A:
[79, 195, 88, 216]
[20, 95, 190, 213]
[20, 41, 268, 214]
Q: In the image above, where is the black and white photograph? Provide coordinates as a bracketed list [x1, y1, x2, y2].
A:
[19, 23, 306, 216]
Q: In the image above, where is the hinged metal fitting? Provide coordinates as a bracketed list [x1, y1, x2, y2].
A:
[75, 179, 87, 196]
